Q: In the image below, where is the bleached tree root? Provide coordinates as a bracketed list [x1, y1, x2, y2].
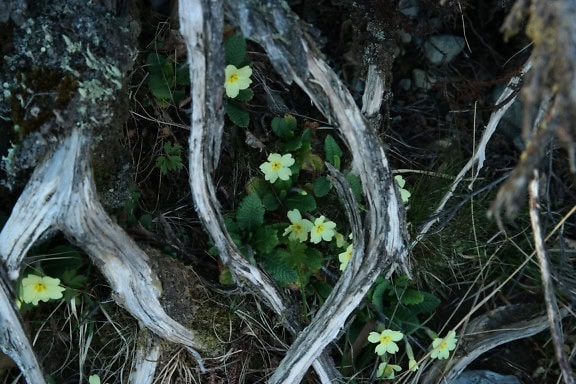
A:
[0, 273, 46, 384]
[419, 304, 569, 384]
[181, 0, 410, 382]
[129, 330, 162, 384]
[0, 129, 208, 378]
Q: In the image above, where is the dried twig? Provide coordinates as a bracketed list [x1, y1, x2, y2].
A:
[528, 171, 574, 384]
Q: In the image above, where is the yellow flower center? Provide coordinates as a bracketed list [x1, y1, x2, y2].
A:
[228, 73, 239, 83]
[293, 223, 303, 232]
[438, 340, 447, 350]
[315, 224, 325, 233]
[380, 335, 391, 344]
[33, 282, 47, 293]
[271, 161, 282, 171]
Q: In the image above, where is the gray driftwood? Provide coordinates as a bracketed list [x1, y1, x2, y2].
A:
[181, 0, 409, 383]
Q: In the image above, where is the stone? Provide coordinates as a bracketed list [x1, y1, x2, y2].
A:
[423, 35, 465, 65]
[412, 68, 435, 90]
[454, 370, 521, 384]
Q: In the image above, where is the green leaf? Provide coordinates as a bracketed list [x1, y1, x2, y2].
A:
[280, 136, 303, 152]
[371, 278, 391, 313]
[261, 192, 280, 211]
[313, 176, 332, 197]
[304, 247, 323, 272]
[226, 102, 250, 128]
[271, 116, 294, 139]
[225, 34, 247, 67]
[246, 177, 272, 197]
[345, 173, 363, 203]
[263, 249, 299, 284]
[253, 226, 279, 254]
[285, 193, 317, 212]
[60, 269, 88, 289]
[285, 241, 308, 267]
[146, 53, 173, 76]
[401, 289, 425, 305]
[313, 280, 333, 299]
[301, 128, 312, 146]
[155, 142, 183, 175]
[411, 292, 441, 314]
[175, 63, 190, 86]
[324, 134, 343, 169]
[236, 194, 265, 231]
[148, 74, 173, 100]
[300, 152, 324, 172]
[139, 214, 153, 230]
[235, 88, 254, 102]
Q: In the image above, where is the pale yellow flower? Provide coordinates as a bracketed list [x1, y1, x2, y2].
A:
[88, 375, 101, 384]
[224, 64, 252, 98]
[283, 209, 313, 242]
[20, 274, 65, 306]
[310, 216, 336, 244]
[377, 362, 402, 379]
[259, 153, 295, 183]
[338, 244, 353, 271]
[431, 330, 458, 360]
[368, 329, 404, 355]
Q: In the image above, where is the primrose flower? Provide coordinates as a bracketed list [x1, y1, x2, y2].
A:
[224, 64, 252, 98]
[283, 209, 313, 242]
[335, 232, 346, 248]
[259, 153, 295, 183]
[338, 244, 353, 271]
[408, 358, 419, 372]
[88, 375, 101, 384]
[368, 329, 404, 355]
[394, 175, 411, 203]
[310, 216, 336, 244]
[20, 274, 65, 306]
[430, 330, 458, 360]
[377, 362, 402, 379]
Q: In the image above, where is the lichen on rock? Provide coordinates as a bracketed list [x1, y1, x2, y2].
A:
[0, 0, 136, 193]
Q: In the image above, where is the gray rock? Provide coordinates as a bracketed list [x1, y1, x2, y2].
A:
[412, 69, 435, 90]
[399, 78, 412, 91]
[399, 0, 419, 17]
[454, 370, 521, 384]
[423, 35, 465, 65]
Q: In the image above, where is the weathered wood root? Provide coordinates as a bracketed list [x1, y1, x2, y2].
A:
[419, 304, 569, 384]
[0, 129, 208, 379]
[181, 0, 410, 382]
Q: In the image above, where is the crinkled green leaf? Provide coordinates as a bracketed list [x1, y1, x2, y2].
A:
[261, 193, 280, 211]
[324, 134, 343, 169]
[225, 34, 247, 67]
[271, 116, 294, 139]
[148, 74, 172, 100]
[226, 102, 250, 128]
[401, 289, 425, 305]
[285, 193, 316, 212]
[410, 292, 441, 314]
[236, 193, 265, 231]
[263, 249, 299, 285]
[235, 88, 254, 102]
[313, 176, 332, 197]
[253, 226, 279, 254]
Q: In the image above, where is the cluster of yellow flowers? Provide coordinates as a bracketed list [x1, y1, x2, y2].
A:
[367, 328, 458, 379]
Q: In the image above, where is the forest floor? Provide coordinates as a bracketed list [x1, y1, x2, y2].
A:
[1, 1, 575, 383]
